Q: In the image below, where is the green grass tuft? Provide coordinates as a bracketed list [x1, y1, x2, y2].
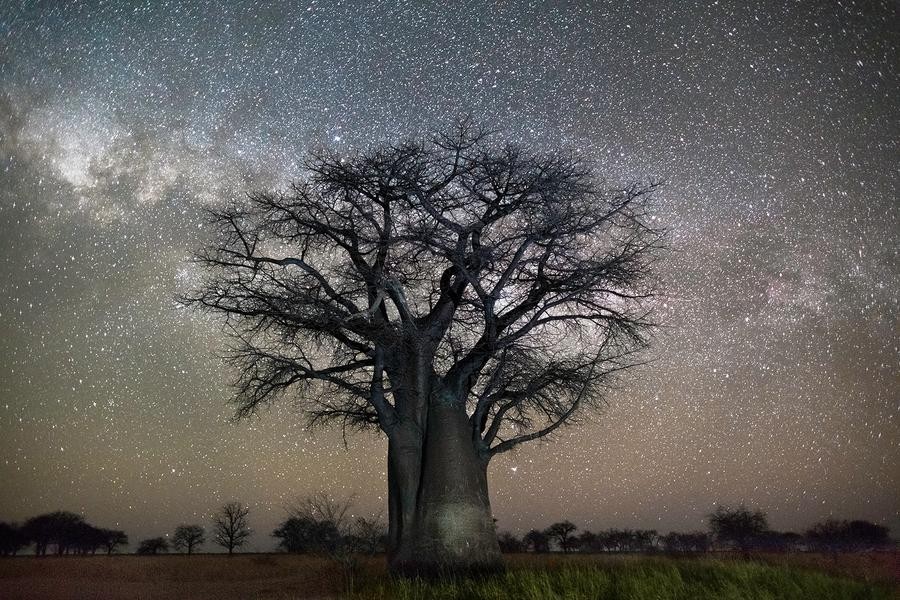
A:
[357, 558, 894, 600]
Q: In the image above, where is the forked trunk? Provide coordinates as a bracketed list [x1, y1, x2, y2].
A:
[387, 402, 502, 576]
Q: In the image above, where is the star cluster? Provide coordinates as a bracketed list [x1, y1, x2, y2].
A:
[0, 1, 897, 548]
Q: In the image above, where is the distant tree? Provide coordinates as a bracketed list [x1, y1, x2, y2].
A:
[780, 531, 803, 551]
[72, 522, 107, 554]
[172, 525, 205, 554]
[661, 532, 682, 553]
[523, 529, 550, 553]
[21, 511, 84, 556]
[593, 530, 613, 552]
[57, 513, 88, 555]
[20, 513, 116, 556]
[604, 528, 633, 552]
[0, 522, 27, 556]
[806, 519, 892, 554]
[274, 493, 347, 555]
[848, 520, 893, 550]
[661, 531, 710, 553]
[545, 520, 578, 553]
[341, 514, 388, 596]
[576, 530, 601, 553]
[102, 529, 129, 555]
[708, 505, 768, 552]
[136, 537, 169, 555]
[212, 502, 251, 555]
[273, 509, 386, 557]
[632, 529, 659, 553]
[806, 520, 846, 555]
[691, 531, 712, 553]
[496, 531, 525, 553]
[275, 493, 385, 597]
[346, 516, 387, 556]
[843, 520, 891, 551]
[273, 516, 341, 554]
[621, 529, 636, 552]
[756, 530, 803, 553]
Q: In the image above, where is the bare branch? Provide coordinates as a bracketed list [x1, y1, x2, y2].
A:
[183, 119, 662, 454]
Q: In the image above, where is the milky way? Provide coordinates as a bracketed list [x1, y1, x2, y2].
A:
[0, 1, 897, 550]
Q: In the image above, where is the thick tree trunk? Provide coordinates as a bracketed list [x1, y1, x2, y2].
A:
[387, 402, 502, 576]
[387, 421, 423, 563]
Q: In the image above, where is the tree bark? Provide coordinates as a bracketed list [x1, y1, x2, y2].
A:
[387, 400, 502, 576]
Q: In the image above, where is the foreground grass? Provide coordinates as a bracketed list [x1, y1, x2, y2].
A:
[358, 558, 894, 600]
[0, 553, 894, 599]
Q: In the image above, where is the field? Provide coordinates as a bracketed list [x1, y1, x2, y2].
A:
[0, 552, 896, 600]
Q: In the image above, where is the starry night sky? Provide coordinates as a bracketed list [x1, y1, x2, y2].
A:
[0, 1, 897, 550]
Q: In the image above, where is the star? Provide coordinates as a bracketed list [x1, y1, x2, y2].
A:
[0, 0, 896, 546]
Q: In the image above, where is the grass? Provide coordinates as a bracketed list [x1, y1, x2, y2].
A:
[358, 556, 896, 600]
[0, 553, 895, 599]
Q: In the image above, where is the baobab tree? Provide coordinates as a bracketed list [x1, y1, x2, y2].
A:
[185, 121, 662, 575]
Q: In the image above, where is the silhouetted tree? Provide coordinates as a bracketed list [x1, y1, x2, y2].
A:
[605, 529, 631, 552]
[806, 520, 845, 555]
[274, 493, 385, 597]
[843, 520, 891, 550]
[608, 529, 628, 552]
[346, 516, 387, 556]
[212, 502, 251, 555]
[496, 531, 525, 553]
[72, 522, 107, 554]
[576, 530, 600, 553]
[755, 530, 803, 553]
[0, 522, 27, 556]
[184, 120, 662, 575]
[273, 516, 341, 553]
[708, 505, 768, 552]
[22, 511, 85, 556]
[136, 537, 169, 555]
[102, 529, 129, 555]
[545, 520, 578, 553]
[591, 530, 610, 552]
[806, 519, 892, 554]
[632, 529, 659, 553]
[523, 529, 550, 553]
[661, 531, 710, 553]
[172, 525, 205, 554]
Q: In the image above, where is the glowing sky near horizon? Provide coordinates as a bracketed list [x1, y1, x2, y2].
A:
[0, 1, 897, 550]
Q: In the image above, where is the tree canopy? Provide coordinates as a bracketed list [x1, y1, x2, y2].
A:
[185, 120, 662, 458]
[212, 502, 251, 554]
[708, 505, 769, 551]
[172, 524, 205, 554]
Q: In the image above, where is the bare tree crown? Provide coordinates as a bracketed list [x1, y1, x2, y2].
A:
[212, 502, 251, 553]
[185, 120, 662, 459]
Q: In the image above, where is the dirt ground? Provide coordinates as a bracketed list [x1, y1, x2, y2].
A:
[0, 552, 896, 600]
[504, 551, 900, 585]
[0, 554, 359, 600]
